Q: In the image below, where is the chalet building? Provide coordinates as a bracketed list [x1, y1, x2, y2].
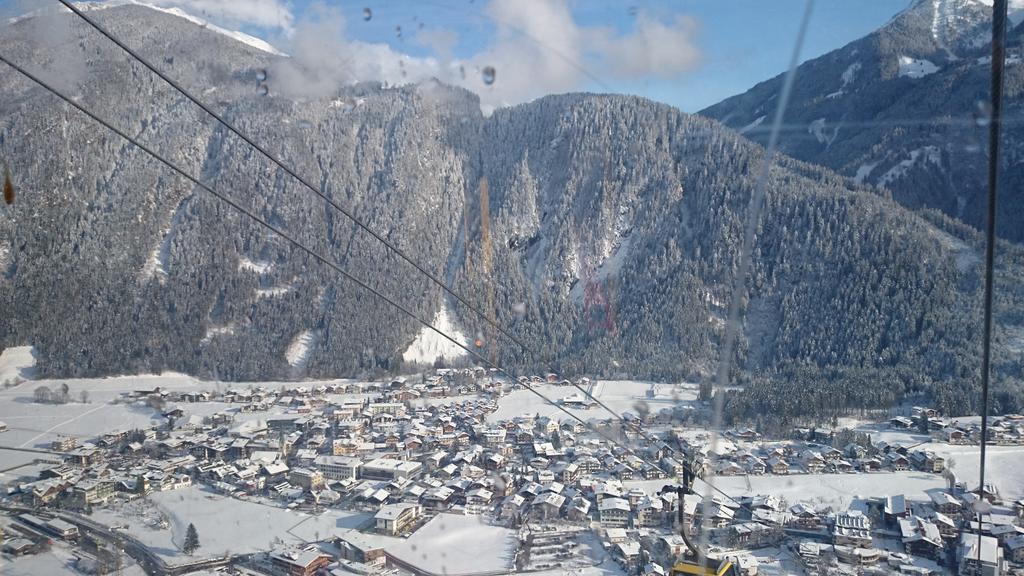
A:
[532, 492, 566, 519]
[599, 497, 631, 528]
[1006, 535, 1024, 564]
[858, 457, 882, 472]
[883, 494, 910, 524]
[833, 511, 872, 548]
[269, 548, 333, 576]
[766, 457, 789, 475]
[930, 491, 962, 515]
[942, 427, 966, 444]
[729, 522, 783, 549]
[909, 450, 945, 473]
[890, 416, 914, 429]
[73, 479, 115, 505]
[898, 517, 943, 559]
[375, 503, 421, 535]
[288, 468, 324, 491]
[886, 452, 910, 471]
[957, 534, 1004, 576]
[789, 503, 820, 529]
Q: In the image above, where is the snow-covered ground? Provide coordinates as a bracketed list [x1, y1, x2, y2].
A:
[402, 306, 469, 365]
[488, 380, 698, 423]
[92, 486, 369, 562]
[737, 115, 766, 135]
[285, 330, 316, 367]
[0, 395, 163, 451]
[0, 539, 147, 576]
[626, 471, 947, 513]
[898, 56, 940, 78]
[0, 367, 388, 468]
[79, 0, 285, 56]
[852, 422, 1024, 501]
[0, 345, 36, 383]
[388, 513, 517, 576]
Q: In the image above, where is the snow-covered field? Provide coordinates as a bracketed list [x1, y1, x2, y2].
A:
[0, 395, 163, 451]
[0, 542, 148, 576]
[853, 423, 1024, 501]
[626, 471, 948, 512]
[92, 486, 369, 562]
[488, 380, 698, 422]
[0, 345, 37, 383]
[0, 364, 387, 466]
[389, 513, 517, 576]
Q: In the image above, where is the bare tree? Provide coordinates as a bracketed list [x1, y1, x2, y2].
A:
[33, 385, 52, 403]
[54, 382, 70, 404]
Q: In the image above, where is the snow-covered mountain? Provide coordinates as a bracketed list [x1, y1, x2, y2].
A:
[2, 3, 1023, 415]
[702, 0, 1024, 242]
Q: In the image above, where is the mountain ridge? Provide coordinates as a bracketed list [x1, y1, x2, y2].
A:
[1, 4, 1022, 420]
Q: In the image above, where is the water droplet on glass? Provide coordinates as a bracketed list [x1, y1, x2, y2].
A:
[512, 302, 526, 316]
[482, 65, 496, 85]
[459, 65, 466, 80]
[395, 25, 403, 39]
[362, 7, 372, 21]
[974, 100, 992, 127]
[628, 6, 638, 17]
[3, 165, 14, 205]
[256, 69, 267, 82]
[257, 84, 269, 96]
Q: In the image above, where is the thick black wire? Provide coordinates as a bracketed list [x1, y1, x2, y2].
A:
[0, 50, 700, 499]
[56, 0, 761, 508]
[57, 0, 650, 443]
[976, 0, 1007, 564]
[54, 0, 552, 372]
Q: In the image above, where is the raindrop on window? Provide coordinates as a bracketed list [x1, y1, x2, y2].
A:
[459, 65, 466, 80]
[974, 100, 992, 127]
[3, 164, 13, 205]
[512, 302, 526, 316]
[628, 6, 638, 17]
[256, 69, 267, 82]
[482, 66, 496, 85]
[395, 25, 403, 39]
[258, 84, 269, 96]
[362, 7, 372, 21]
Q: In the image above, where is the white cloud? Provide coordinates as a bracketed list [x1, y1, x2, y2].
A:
[127, 0, 701, 112]
[267, 3, 443, 99]
[603, 13, 701, 80]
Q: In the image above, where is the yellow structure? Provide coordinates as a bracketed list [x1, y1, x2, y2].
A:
[671, 559, 734, 576]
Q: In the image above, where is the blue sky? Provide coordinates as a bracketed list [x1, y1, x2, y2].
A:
[312, 0, 911, 111]
[4, 0, 912, 111]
